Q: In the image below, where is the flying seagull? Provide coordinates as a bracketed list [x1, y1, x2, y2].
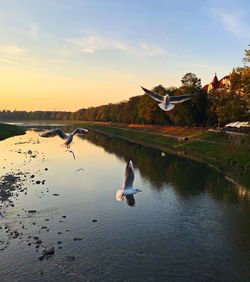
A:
[141, 86, 195, 111]
[40, 128, 88, 148]
[116, 160, 142, 202]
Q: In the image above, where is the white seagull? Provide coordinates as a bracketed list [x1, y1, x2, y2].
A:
[116, 160, 142, 202]
[40, 128, 88, 148]
[141, 86, 195, 111]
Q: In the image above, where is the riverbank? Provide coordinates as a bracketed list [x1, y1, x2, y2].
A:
[1, 120, 249, 186]
[0, 123, 26, 141]
[76, 122, 250, 186]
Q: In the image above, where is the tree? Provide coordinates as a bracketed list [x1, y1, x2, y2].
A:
[243, 44, 250, 63]
[152, 84, 168, 95]
[181, 73, 201, 89]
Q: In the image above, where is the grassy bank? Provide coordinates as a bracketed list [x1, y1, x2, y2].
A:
[78, 122, 250, 185]
[0, 123, 26, 141]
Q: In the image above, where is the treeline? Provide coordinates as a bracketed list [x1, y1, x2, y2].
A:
[0, 110, 72, 121]
[1, 47, 249, 127]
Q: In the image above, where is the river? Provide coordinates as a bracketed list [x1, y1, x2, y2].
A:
[0, 124, 249, 281]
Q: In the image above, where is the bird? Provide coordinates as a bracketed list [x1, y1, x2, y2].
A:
[40, 128, 88, 148]
[141, 86, 195, 111]
[64, 150, 76, 160]
[116, 160, 142, 202]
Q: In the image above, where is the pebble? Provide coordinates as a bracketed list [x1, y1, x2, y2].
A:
[28, 210, 37, 213]
[66, 255, 75, 261]
[43, 247, 55, 256]
[73, 237, 83, 241]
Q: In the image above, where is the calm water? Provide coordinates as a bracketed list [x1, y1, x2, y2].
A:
[0, 125, 249, 282]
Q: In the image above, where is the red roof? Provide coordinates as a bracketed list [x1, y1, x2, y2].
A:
[203, 74, 230, 92]
[212, 74, 219, 88]
[202, 84, 209, 91]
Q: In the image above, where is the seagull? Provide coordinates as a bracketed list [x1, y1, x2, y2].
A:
[116, 160, 142, 202]
[40, 128, 88, 148]
[141, 86, 195, 111]
[65, 150, 76, 160]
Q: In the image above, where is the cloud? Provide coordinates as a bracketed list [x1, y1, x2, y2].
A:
[211, 9, 250, 39]
[68, 34, 168, 57]
[0, 45, 27, 55]
[0, 57, 16, 64]
[29, 24, 39, 39]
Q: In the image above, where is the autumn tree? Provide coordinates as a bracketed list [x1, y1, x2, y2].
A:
[243, 44, 250, 63]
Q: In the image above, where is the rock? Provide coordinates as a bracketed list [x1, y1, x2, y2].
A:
[28, 210, 37, 213]
[45, 168, 48, 171]
[62, 216, 66, 218]
[73, 237, 83, 241]
[31, 175, 35, 178]
[36, 181, 41, 184]
[33, 236, 39, 240]
[92, 219, 97, 222]
[38, 255, 44, 261]
[53, 193, 59, 196]
[43, 247, 54, 256]
[57, 241, 62, 244]
[66, 255, 75, 261]
[41, 226, 47, 229]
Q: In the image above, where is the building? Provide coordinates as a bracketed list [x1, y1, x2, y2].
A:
[203, 74, 230, 93]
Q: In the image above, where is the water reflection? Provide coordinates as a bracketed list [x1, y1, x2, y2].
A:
[85, 131, 250, 206]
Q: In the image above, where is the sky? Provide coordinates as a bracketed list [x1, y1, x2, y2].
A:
[0, 0, 249, 111]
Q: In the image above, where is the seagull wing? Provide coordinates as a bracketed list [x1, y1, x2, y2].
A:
[141, 87, 164, 102]
[73, 128, 89, 135]
[125, 195, 135, 207]
[169, 94, 194, 104]
[123, 160, 134, 189]
[40, 128, 68, 140]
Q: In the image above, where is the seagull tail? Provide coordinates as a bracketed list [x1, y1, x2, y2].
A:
[158, 103, 175, 111]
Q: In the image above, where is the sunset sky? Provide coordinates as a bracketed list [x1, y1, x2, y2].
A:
[0, 0, 249, 111]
